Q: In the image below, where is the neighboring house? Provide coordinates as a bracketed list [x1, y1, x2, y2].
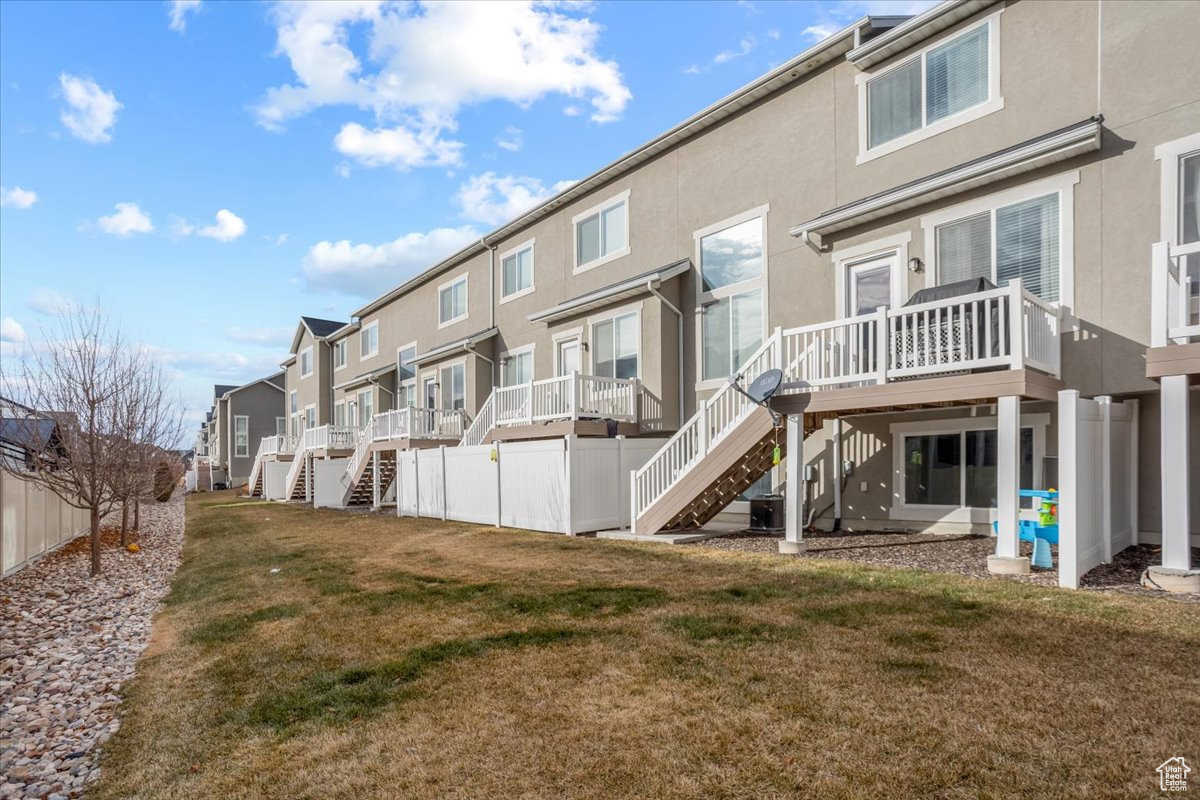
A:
[238, 0, 1198, 588]
[188, 375, 285, 490]
[0, 397, 69, 472]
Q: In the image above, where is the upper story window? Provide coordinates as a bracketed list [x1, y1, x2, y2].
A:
[333, 339, 347, 370]
[299, 346, 313, 378]
[289, 390, 298, 415]
[696, 208, 768, 384]
[592, 310, 638, 380]
[360, 321, 379, 359]
[234, 416, 249, 458]
[860, 13, 1001, 163]
[922, 171, 1078, 306]
[500, 240, 535, 301]
[438, 274, 468, 327]
[396, 344, 417, 408]
[574, 190, 630, 272]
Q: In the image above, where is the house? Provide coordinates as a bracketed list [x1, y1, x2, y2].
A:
[239, 0, 1199, 589]
[187, 374, 285, 491]
[0, 397, 69, 472]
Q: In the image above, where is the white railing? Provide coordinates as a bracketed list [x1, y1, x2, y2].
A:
[258, 434, 298, 458]
[631, 279, 1064, 530]
[462, 372, 639, 448]
[1151, 240, 1200, 346]
[301, 424, 357, 452]
[373, 407, 466, 441]
[342, 423, 376, 489]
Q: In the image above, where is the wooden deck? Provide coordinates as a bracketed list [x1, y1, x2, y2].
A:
[1146, 342, 1200, 381]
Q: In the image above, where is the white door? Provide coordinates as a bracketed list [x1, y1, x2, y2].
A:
[557, 338, 580, 376]
[423, 376, 437, 409]
[847, 254, 896, 316]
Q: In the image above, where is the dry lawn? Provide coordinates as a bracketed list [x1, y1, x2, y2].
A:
[91, 491, 1200, 799]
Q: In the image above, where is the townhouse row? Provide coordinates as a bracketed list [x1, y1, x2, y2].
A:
[203, 0, 1200, 590]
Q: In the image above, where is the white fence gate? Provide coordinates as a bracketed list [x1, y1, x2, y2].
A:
[1057, 391, 1139, 589]
[394, 436, 663, 534]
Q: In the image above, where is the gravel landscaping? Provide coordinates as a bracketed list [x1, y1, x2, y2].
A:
[694, 529, 1200, 602]
[0, 492, 185, 799]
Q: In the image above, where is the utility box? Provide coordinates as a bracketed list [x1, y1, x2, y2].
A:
[749, 494, 785, 533]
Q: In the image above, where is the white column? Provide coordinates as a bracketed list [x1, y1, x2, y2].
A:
[1160, 375, 1192, 571]
[371, 451, 380, 508]
[989, 395, 1029, 573]
[780, 416, 806, 554]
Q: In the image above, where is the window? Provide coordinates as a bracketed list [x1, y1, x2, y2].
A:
[502, 348, 534, 386]
[234, 416, 249, 458]
[276, 417, 286, 437]
[1180, 151, 1200, 326]
[860, 14, 1000, 161]
[304, 406, 316, 430]
[299, 347, 313, 378]
[289, 391, 298, 414]
[438, 275, 468, 326]
[397, 344, 417, 407]
[936, 194, 1060, 301]
[592, 311, 638, 379]
[333, 339, 347, 370]
[556, 338, 580, 377]
[847, 258, 894, 316]
[357, 389, 373, 428]
[697, 210, 767, 382]
[440, 363, 465, 411]
[501, 241, 534, 300]
[574, 192, 630, 271]
[334, 402, 346, 427]
[360, 321, 379, 359]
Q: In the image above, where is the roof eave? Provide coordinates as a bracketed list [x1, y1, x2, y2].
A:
[527, 259, 691, 324]
[406, 328, 499, 367]
[846, 0, 996, 69]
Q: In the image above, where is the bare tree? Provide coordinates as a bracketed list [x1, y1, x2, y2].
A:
[1, 307, 182, 575]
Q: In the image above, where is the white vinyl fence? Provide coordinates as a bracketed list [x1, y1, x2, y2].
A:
[1057, 391, 1139, 589]
[1, 470, 91, 576]
[395, 436, 664, 534]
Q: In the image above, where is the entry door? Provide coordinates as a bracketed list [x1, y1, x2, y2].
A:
[423, 376, 437, 409]
[557, 338, 580, 376]
[847, 254, 896, 317]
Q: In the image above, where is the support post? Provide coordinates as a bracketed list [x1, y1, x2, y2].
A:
[874, 305, 889, 385]
[371, 450, 380, 509]
[440, 445, 448, 521]
[1008, 278, 1025, 369]
[989, 394, 1030, 574]
[780, 416, 806, 554]
[1159, 375, 1193, 571]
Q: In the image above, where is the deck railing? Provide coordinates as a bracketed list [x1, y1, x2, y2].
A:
[301, 424, 357, 452]
[258, 434, 298, 458]
[631, 279, 1062, 529]
[1151, 240, 1200, 346]
[372, 407, 466, 441]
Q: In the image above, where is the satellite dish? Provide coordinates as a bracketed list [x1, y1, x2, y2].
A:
[746, 368, 783, 404]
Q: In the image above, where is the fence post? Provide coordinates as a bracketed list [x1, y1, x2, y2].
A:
[440, 445, 448, 521]
[875, 306, 889, 384]
[1098, 396, 1113, 563]
[1008, 278, 1025, 370]
[494, 441, 502, 528]
[564, 435, 575, 536]
[1057, 389, 1080, 589]
[1127, 397, 1139, 547]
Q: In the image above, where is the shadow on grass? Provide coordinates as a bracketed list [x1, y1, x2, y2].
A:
[189, 604, 303, 646]
[243, 628, 592, 732]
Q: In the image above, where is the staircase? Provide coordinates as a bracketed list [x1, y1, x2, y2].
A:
[346, 451, 398, 506]
[248, 467, 265, 498]
[285, 453, 309, 501]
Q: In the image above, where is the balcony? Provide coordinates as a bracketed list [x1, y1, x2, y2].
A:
[370, 407, 467, 443]
[300, 424, 357, 452]
[257, 434, 298, 458]
[1151, 240, 1200, 346]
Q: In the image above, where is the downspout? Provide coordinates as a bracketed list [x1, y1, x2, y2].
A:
[799, 230, 828, 255]
[647, 279, 685, 427]
[482, 236, 498, 387]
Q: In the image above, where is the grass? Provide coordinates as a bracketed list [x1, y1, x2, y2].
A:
[91, 490, 1200, 800]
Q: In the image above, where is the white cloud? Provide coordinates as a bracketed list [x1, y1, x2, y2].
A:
[456, 172, 574, 227]
[335, 161, 352, 178]
[801, 1, 939, 42]
[271, 233, 288, 246]
[198, 209, 247, 242]
[92, 202, 154, 236]
[801, 24, 840, 42]
[255, 1, 630, 169]
[302, 226, 480, 297]
[58, 73, 122, 143]
[496, 125, 523, 152]
[27, 288, 75, 316]
[169, 215, 195, 237]
[334, 122, 463, 170]
[225, 326, 292, 346]
[714, 35, 757, 65]
[0, 317, 26, 344]
[767, 28, 780, 40]
[0, 186, 37, 209]
[167, 0, 202, 33]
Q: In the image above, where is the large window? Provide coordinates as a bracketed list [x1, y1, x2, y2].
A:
[397, 344, 417, 408]
[900, 426, 1034, 509]
[502, 348, 534, 386]
[439, 275, 468, 326]
[592, 312, 638, 379]
[334, 401, 347, 428]
[234, 415, 249, 458]
[697, 211, 767, 382]
[440, 363, 465, 410]
[501, 241, 534, 300]
[357, 389, 373, 428]
[936, 193, 1060, 301]
[333, 339, 347, 370]
[862, 16, 999, 158]
[574, 192, 629, 271]
[299, 347, 313, 378]
[360, 321, 379, 359]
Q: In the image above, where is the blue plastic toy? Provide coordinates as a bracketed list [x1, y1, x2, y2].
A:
[992, 490, 1059, 568]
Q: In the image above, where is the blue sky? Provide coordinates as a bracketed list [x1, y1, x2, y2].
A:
[0, 0, 934, 430]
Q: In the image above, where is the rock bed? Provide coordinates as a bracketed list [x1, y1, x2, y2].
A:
[694, 529, 1200, 602]
[0, 493, 185, 799]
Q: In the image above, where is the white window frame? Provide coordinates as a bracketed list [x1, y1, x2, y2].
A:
[588, 304, 642, 380]
[552, 327, 583, 377]
[233, 415, 249, 458]
[299, 346, 314, 379]
[1154, 132, 1200, 244]
[500, 343, 536, 387]
[833, 232, 910, 320]
[427, 358, 467, 411]
[498, 238, 536, 303]
[334, 401, 347, 428]
[276, 417, 286, 437]
[438, 273, 470, 328]
[333, 338, 348, 371]
[889, 412, 1049, 523]
[920, 170, 1078, 318]
[856, 8, 1004, 165]
[694, 206, 770, 390]
[396, 341, 418, 407]
[356, 388, 374, 428]
[304, 404, 316, 431]
[360, 320, 379, 359]
[289, 390, 298, 415]
[422, 374, 437, 410]
[573, 189, 631, 274]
